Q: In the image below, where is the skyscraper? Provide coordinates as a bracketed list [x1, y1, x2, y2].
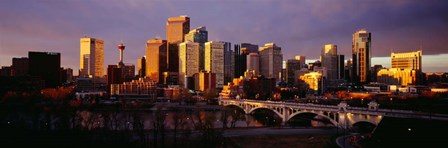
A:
[247, 52, 260, 75]
[234, 43, 258, 78]
[338, 55, 345, 79]
[352, 29, 371, 83]
[29, 51, 61, 88]
[321, 44, 338, 80]
[166, 16, 190, 44]
[205, 41, 224, 88]
[179, 41, 200, 88]
[223, 42, 234, 84]
[259, 43, 283, 81]
[80, 37, 104, 78]
[295, 55, 306, 69]
[167, 16, 190, 73]
[185, 26, 208, 71]
[137, 56, 146, 78]
[146, 39, 168, 83]
[286, 59, 301, 85]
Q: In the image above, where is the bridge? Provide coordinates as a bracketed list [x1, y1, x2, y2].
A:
[219, 99, 448, 129]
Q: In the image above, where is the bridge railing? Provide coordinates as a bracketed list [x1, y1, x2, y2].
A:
[221, 99, 448, 120]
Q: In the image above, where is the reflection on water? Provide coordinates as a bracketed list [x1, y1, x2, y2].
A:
[1, 105, 330, 131]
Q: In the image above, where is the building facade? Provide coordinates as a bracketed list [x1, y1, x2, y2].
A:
[11, 57, 29, 76]
[352, 29, 371, 83]
[137, 56, 146, 78]
[79, 37, 104, 78]
[321, 44, 339, 80]
[234, 43, 258, 78]
[179, 41, 200, 88]
[285, 59, 301, 85]
[185, 26, 208, 71]
[377, 68, 417, 86]
[29, 51, 61, 88]
[391, 50, 422, 70]
[146, 39, 168, 83]
[247, 52, 260, 75]
[259, 43, 283, 81]
[194, 72, 217, 91]
[166, 16, 190, 73]
[205, 41, 225, 88]
[223, 42, 234, 85]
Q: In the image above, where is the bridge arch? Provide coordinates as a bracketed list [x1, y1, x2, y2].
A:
[248, 107, 283, 119]
[222, 104, 248, 114]
[222, 103, 247, 113]
[287, 111, 338, 126]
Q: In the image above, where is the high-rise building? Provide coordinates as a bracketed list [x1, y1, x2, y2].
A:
[167, 16, 190, 73]
[247, 52, 260, 75]
[80, 37, 104, 78]
[64, 68, 73, 83]
[234, 43, 258, 78]
[137, 56, 146, 78]
[321, 44, 338, 80]
[259, 43, 283, 81]
[295, 55, 306, 69]
[352, 29, 371, 83]
[338, 55, 345, 80]
[286, 59, 301, 85]
[168, 43, 179, 72]
[166, 15, 190, 44]
[146, 39, 168, 83]
[28, 51, 61, 88]
[185, 26, 208, 43]
[223, 42, 234, 84]
[11, 57, 29, 76]
[391, 50, 422, 71]
[185, 26, 208, 71]
[179, 41, 200, 88]
[205, 41, 224, 88]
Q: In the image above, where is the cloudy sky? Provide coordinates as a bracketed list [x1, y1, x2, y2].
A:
[1, 0, 448, 72]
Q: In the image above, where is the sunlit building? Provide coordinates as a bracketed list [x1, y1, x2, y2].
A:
[391, 50, 422, 70]
[110, 78, 157, 101]
[377, 68, 417, 86]
[185, 26, 208, 71]
[321, 44, 338, 80]
[299, 72, 324, 95]
[146, 39, 168, 83]
[259, 43, 283, 81]
[179, 41, 200, 88]
[79, 37, 104, 78]
[194, 71, 217, 91]
[352, 29, 371, 83]
[166, 15, 190, 44]
[205, 41, 225, 88]
[166, 16, 190, 72]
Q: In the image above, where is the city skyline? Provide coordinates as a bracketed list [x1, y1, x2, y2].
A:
[1, 0, 448, 72]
